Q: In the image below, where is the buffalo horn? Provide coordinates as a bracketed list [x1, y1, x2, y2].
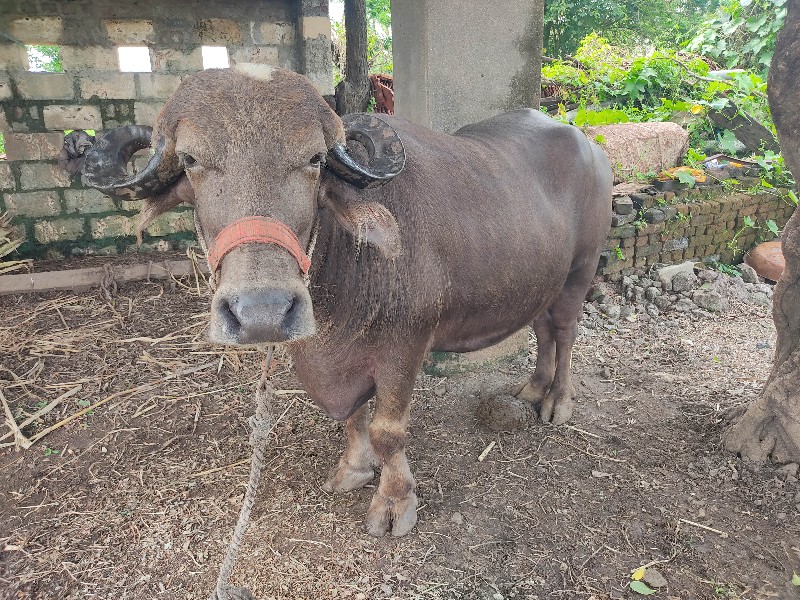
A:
[82, 125, 184, 200]
[326, 114, 405, 189]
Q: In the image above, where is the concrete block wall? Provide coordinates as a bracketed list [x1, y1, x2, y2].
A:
[0, 0, 332, 258]
[600, 181, 797, 278]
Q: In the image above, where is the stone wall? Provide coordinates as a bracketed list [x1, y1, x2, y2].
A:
[600, 180, 797, 279]
[0, 0, 331, 258]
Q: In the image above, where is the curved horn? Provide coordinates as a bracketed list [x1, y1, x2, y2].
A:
[325, 114, 406, 189]
[82, 125, 184, 200]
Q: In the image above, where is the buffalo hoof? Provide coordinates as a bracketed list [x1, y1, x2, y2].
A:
[365, 491, 418, 537]
[322, 460, 375, 493]
[513, 380, 548, 404]
[539, 393, 574, 425]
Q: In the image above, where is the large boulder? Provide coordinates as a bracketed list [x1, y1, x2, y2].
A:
[584, 122, 689, 183]
[745, 240, 785, 282]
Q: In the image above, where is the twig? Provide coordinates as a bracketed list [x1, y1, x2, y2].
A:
[478, 440, 496, 462]
[0, 388, 31, 450]
[679, 518, 728, 537]
[188, 458, 252, 479]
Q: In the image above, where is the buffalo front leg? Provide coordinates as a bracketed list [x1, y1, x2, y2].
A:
[364, 353, 423, 538]
[322, 403, 378, 492]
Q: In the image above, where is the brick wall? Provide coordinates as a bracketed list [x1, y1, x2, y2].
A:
[600, 179, 796, 279]
[0, 0, 332, 258]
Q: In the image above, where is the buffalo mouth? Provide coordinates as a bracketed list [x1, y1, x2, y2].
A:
[207, 284, 316, 345]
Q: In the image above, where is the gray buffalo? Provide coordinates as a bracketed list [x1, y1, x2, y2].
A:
[83, 67, 612, 537]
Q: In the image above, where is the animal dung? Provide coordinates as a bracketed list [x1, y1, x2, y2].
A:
[476, 393, 535, 432]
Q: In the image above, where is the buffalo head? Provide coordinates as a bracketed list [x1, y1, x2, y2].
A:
[83, 67, 405, 345]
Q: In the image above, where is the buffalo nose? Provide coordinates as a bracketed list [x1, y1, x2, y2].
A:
[217, 288, 302, 343]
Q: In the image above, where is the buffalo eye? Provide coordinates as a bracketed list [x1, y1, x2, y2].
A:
[309, 153, 325, 167]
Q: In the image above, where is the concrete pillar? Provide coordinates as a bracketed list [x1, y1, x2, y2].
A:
[391, 0, 544, 132]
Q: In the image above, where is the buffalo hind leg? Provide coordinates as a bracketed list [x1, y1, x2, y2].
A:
[364, 350, 424, 537]
[540, 260, 596, 424]
[322, 403, 378, 492]
[516, 310, 556, 406]
[518, 261, 595, 424]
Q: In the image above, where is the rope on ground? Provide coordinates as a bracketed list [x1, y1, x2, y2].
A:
[208, 346, 275, 600]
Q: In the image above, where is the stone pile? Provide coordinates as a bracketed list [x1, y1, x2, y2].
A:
[584, 261, 775, 329]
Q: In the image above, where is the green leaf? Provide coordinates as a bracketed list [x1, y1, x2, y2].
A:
[743, 215, 756, 228]
[788, 190, 798, 206]
[791, 572, 800, 586]
[675, 171, 696, 186]
[594, 134, 606, 144]
[766, 220, 779, 236]
[709, 97, 729, 110]
[719, 130, 740, 155]
[630, 581, 657, 595]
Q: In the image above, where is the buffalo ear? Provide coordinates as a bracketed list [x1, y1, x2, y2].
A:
[137, 175, 195, 242]
[320, 177, 402, 259]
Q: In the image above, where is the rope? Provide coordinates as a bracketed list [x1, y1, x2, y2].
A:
[208, 347, 275, 600]
[194, 209, 318, 599]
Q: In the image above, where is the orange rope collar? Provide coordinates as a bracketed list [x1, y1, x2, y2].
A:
[207, 216, 311, 274]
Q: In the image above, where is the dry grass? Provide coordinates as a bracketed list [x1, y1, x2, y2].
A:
[0, 213, 31, 275]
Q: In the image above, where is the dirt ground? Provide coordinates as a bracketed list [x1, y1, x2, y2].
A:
[1, 261, 799, 600]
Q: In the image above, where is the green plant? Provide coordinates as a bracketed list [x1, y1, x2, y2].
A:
[615, 246, 625, 260]
[688, 0, 787, 71]
[26, 45, 63, 72]
[43, 445, 59, 457]
[717, 262, 742, 276]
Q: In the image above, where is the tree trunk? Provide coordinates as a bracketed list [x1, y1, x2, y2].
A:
[707, 101, 781, 155]
[336, 0, 373, 115]
[723, 0, 800, 464]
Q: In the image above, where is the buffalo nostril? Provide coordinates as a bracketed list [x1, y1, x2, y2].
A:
[218, 297, 242, 335]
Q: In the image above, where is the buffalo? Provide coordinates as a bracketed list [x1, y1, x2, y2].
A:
[83, 67, 612, 537]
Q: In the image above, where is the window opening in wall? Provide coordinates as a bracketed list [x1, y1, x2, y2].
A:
[202, 46, 229, 69]
[26, 45, 63, 72]
[118, 47, 152, 72]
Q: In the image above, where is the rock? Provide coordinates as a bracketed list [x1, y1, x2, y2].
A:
[645, 286, 661, 301]
[612, 213, 635, 226]
[476, 394, 535, 431]
[619, 305, 634, 318]
[777, 463, 799, 478]
[643, 567, 668, 588]
[645, 303, 660, 317]
[643, 208, 666, 223]
[745, 240, 785, 282]
[698, 269, 720, 282]
[740, 262, 760, 284]
[675, 298, 695, 312]
[587, 284, 608, 303]
[671, 271, 698, 293]
[584, 122, 689, 183]
[601, 304, 621, 319]
[750, 291, 771, 307]
[434, 382, 448, 397]
[633, 286, 646, 303]
[654, 296, 672, 311]
[450, 511, 464, 525]
[613, 196, 635, 215]
[658, 261, 697, 291]
[692, 289, 729, 312]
